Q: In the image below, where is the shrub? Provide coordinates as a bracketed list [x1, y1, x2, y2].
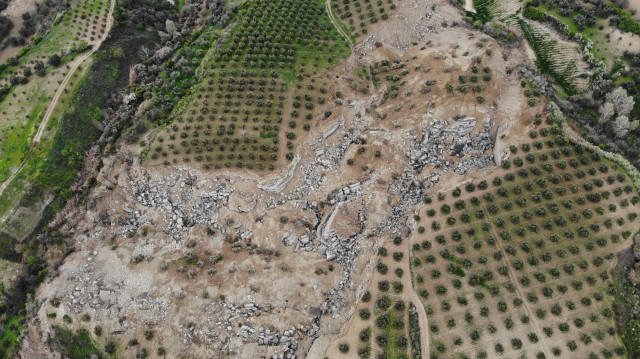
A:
[358, 327, 371, 343]
[376, 314, 389, 328]
[392, 281, 404, 293]
[144, 330, 154, 340]
[377, 296, 391, 310]
[49, 54, 62, 67]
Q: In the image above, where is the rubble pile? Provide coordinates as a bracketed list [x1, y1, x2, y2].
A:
[407, 117, 495, 173]
[51, 248, 170, 326]
[296, 129, 355, 199]
[257, 327, 301, 359]
[129, 169, 233, 239]
[326, 183, 362, 205]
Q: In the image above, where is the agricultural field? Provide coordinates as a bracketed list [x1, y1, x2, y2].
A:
[146, 0, 350, 171]
[327, 232, 423, 359]
[331, 0, 396, 38]
[525, 2, 640, 68]
[329, 124, 639, 359]
[516, 18, 588, 96]
[471, 0, 522, 24]
[0, 0, 110, 176]
[468, 0, 591, 95]
[0, 0, 112, 233]
[0, 0, 110, 87]
[411, 128, 636, 358]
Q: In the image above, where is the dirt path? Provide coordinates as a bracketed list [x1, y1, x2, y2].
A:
[0, 162, 25, 195]
[481, 202, 553, 358]
[325, 0, 354, 48]
[33, 0, 115, 144]
[407, 276, 431, 358]
[0, 0, 115, 198]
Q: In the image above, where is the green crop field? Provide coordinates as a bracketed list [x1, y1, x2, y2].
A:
[410, 127, 636, 359]
[146, 0, 351, 171]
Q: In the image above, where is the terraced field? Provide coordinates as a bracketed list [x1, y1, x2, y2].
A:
[472, 0, 521, 23]
[517, 19, 587, 96]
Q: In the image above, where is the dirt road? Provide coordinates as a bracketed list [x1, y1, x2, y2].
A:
[0, 0, 115, 198]
[0, 162, 24, 196]
[407, 280, 431, 358]
[33, 0, 116, 144]
[325, 0, 354, 48]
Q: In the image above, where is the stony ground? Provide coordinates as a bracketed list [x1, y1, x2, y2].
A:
[20, 1, 541, 358]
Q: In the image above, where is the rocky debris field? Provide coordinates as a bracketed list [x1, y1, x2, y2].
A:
[407, 116, 495, 172]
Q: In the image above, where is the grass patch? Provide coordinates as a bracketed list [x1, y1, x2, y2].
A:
[0, 315, 24, 359]
[51, 326, 102, 359]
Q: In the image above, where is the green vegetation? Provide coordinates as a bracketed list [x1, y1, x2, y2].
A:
[51, 326, 102, 359]
[148, 0, 350, 171]
[0, 315, 25, 358]
[517, 18, 578, 95]
[609, 5, 640, 36]
[613, 273, 640, 357]
[471, 0, 497, 24]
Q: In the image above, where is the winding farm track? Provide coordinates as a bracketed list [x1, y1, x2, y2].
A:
[325, 0, 354, 48]
[0, 0, 115, 198]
